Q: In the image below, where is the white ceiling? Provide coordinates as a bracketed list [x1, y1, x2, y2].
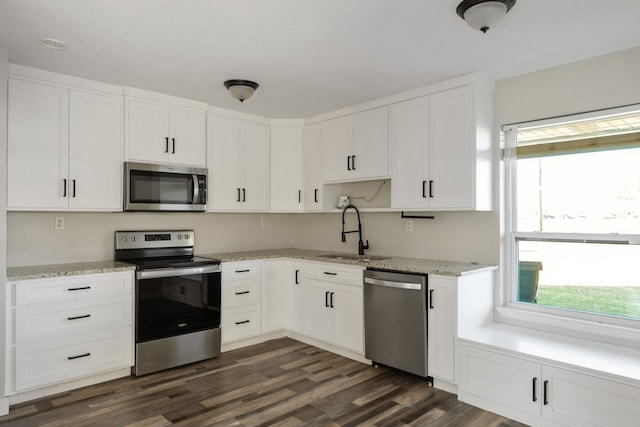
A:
[1, 0, 640, 118]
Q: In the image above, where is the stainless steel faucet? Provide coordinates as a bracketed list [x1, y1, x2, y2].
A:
[341, 204, 369, 255]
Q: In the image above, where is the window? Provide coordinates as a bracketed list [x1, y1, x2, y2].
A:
[504, 107, 640, 323]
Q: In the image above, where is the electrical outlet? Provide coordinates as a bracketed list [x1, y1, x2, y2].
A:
[54, 216, 65, 230]
[405, 219, 413, 232]
[261, 217, 267, 228]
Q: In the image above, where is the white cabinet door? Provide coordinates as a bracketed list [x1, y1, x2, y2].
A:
[351, 106, 389, 180]
[170, 107, 206, 167]
[68, 90, 122, 210]
[390, 96, 430, 209]
[542, 365, 640, 427]
[428, 85, 475, 209]
[302, 279, 334, 343]
[8, 79, 69, 210]
[126, 98, 170, 164]
[303, 124, 323, 211]
[243, 122, 270, 211]
[127, 98, 206, 166]
[322, 108, 389, 183]
[271, 124, 303, 212]
[287, 263, 305, 334]
[322, 115, 352, 182]
[390, 84, 492, 211]
[208, 115, 243, 210]
[262, 260, 287, 333]
[207, 115, 269, 211]
[332, 282, 363, 352]
[427, 275, 456, 382]
[458, 344, 542, 417]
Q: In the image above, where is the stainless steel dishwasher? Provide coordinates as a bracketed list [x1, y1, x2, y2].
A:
[364, 268, 429, 377]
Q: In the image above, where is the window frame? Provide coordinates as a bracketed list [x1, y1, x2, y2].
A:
[502, 104, 640, 330]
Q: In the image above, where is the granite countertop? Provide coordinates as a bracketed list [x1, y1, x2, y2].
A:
[200, 248, 496, 276]
[7, 261, 136, 281]
[6, 249, 495, 281]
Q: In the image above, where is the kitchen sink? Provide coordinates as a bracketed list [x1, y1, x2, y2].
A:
[319, 254, 391, 262]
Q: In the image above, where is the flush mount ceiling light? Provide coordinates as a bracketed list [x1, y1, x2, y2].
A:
[40, 38, 66, 49]
[223, 79, 259, 103]
[456, 0, 516, 33]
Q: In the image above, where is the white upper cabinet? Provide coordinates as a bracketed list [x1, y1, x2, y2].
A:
[126, 98, 206, 167]
[8, 77, 123, 211]
[207, 115, 270, 211]
[303, 123, 323, 211]
[270, 121, 304, 212]
[322, 106, 389, 183]
[391, 82, 493, 211]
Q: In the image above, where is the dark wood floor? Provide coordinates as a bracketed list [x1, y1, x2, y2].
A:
[0, 338, 527, 426]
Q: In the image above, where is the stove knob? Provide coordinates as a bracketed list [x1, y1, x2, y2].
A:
[122, 236, 127, 242]
[184, 234, 190, 240]
[131, 235, 136, 242]
[177, 235, 182, 240]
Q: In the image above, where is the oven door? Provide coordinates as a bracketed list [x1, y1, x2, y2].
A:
[135, 266, 221, 343]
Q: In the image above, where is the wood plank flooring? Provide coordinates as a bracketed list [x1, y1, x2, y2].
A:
[0, 338, 528, 426]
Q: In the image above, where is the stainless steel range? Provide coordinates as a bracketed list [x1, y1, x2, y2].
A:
[115, 230, 221, 376]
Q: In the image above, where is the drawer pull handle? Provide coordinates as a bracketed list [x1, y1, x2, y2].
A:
[235, 269, 251, 273]
[543, 380, 549, 405]
[532, 377, 538, 402]
[234, 291, 250, 295]
[323, 272, 337, 276]
[67, 314, 91, 321]
[235, 320, 250, 325]
[68, 352, 91, 360]
[68, 286, 91, 291]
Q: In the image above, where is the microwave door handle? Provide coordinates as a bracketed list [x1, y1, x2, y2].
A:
[192, 175, 199, 204]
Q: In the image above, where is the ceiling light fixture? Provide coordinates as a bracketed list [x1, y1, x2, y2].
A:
[456, 0, 516, 33]
[40, 38, 67, 49]
[223, 79, 259, 103]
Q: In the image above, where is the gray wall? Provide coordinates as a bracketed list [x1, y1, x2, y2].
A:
[7, 212, 295, 266]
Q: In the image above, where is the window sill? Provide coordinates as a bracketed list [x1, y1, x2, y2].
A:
[495, 305, 640, 350]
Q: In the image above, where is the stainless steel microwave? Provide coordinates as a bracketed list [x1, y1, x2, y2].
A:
[124, 162, 207, 212]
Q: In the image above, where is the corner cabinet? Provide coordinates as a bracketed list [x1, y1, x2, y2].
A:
[390, 81, 493, 211]
[8, 77, 123, 211]
[126, 98, 206, 167]
[322, 106, 389, 183]
[5, 272, 133, 394]
[207, 115, 270, 211]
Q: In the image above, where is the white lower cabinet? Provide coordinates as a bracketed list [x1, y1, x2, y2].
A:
[301, 263, 364, 353]
[6, 272, 134, 394]
[458, 343, 640, 427]
[221, 261, 263, 343]
[262, 260, 288, 333]
[427, 275, 456, 383]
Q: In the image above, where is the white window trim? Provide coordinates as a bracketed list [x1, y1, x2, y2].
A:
[501, 105, 640, 343]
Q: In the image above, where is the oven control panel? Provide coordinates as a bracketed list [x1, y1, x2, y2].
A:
[115, 230, 195, 250]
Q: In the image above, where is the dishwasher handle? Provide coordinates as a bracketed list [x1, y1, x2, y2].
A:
[364, 277, 422, 290]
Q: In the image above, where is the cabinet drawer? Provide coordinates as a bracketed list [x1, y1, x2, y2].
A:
[13, 327, 132, 391]
[222, 305, 262, 342]
[222, 262, 262, 281]
[303, 263, 363, 286]
[222, 282, 261, 308]
[11, 272, 132, 306]
[13, 295, 132, 344]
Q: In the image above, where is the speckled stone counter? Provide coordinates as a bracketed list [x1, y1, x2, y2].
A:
[7, 261, 136, 281]
[200, 248, 496, 277]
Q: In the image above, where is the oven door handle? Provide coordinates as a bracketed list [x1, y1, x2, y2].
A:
[137, 265, 221, 279]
